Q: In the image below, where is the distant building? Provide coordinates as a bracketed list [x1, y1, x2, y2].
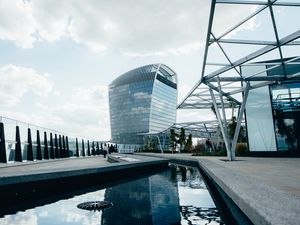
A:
[242, 57, 300, 155]
[109, 64, 177, 153]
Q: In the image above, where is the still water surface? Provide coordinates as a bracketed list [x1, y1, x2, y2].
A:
[0, 165, 225, 225]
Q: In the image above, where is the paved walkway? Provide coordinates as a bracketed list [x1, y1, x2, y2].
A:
[137, 153, 300, 225]
[0, 154, 167, 186]
[0, 156, 110, 177]
[206, 157, 300, 197]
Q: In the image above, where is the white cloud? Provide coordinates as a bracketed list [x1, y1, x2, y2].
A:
[0, 0, 258, 55]
[0, 210, 38, 225]
[0, 64, 53, 105]
[0, 0, 36, 48]
[32, 1, 71, 42]
[38, 210, 48, 218]
[0, 79, 110, 140]
[33, 85, 110, 140]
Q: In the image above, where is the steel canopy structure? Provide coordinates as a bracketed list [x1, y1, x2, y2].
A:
[171, 120, 220, 138]
[177, 0, 300, 160]
[141, 120, 220, 152]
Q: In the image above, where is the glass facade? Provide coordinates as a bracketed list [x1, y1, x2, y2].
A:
[268, 59, 300, 152]
[271, 82, 300, 151]
[109, 64, 177, 152]
[243, 65, 277, 152]
[243, 58, 300, 153]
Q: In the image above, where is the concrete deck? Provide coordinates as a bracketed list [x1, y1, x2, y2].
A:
[0, 154, 168, 186]
[1, 153, 299, 224]
[137, 153, 300, 225]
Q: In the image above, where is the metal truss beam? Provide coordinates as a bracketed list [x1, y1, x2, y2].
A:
[210, 39, 277, 46]
[210, 39, 300, 46]
[200, 0, 216, 82]
[210, 89, 231, 160]
[177, 0, 300, 160]
[231, 82, 250, 160]
[211, 33, 242, 77]
[206, 75, 285, 82]
[205, 82, 241, 104]
[216, 4, 268, 41]
[205, 30, 300, 80]
[217, 0, 300, 7]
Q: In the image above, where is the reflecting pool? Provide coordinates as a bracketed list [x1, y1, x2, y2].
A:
[0, 165, 225, 225]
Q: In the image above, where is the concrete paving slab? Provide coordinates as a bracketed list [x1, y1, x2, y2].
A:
[0, 154, 168, 186]
[137, 153, 300, 225]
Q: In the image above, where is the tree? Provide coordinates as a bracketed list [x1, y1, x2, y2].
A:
[227, 116, 247, 143]
[170, 129, 177, 153]
[185, 133, 193, 152]
[228, 116, 237, 140]
[178, 128, 186, 152]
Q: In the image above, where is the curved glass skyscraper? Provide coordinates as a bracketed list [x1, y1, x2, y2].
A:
[109, 64, 177, 152]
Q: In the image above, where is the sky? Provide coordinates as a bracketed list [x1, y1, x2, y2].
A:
[0, 0, 298, 140]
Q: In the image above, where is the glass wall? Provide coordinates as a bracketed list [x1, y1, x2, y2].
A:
[243, 57, 300, 153]
[243, 65, 277, 152]
[271, 82, 300, 151]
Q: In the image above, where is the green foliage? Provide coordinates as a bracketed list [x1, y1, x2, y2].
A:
[192, 148, 227, 157]
[227, 116, 247, 142]
[185, 133, 193, 152]
[228, 116, 237, 140]
[193, 143, 206, 153]
[143, 136, 159, 152]
[170, 129, 177, 153]
[178, 128, 186, 152]
[235, 143, 248, 156]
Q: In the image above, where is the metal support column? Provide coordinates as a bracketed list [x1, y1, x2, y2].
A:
[156, 135, 163, 153]
[36, 130, 42, 160]
[15, 126, 22, 162]
[217, 78, 230, 143]
[96, 142, 100, 155]
[231, 83, 250, 160]
[210, 89, 232, 160]
[55, 134, 59, 158]
[62, 135, 65, 158]
[75, 138, 79, 157]
[44, 131, 49, 160]
[59, 135, 63, 158]
[87, 140, 90, 156]
[50, 133, 55, 159]
[92, 141, 96, 155]
[0, 122, 7, 163]
[100, 142, 103, 155]
[27, 128, 34, 161]
[82, 139, 85, 157]
[66, 136, 69, 158]
[203, 123, 211, 138]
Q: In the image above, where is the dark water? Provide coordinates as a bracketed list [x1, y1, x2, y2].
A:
[0, 165, 225, 225]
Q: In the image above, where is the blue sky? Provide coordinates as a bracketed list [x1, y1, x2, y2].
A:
[0, 0, 298, 140]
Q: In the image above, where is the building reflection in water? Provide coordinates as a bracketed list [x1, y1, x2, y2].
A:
[0, 166, 223, 225]
[101, 165, 224, 225]
[101, 170, 181, 225]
